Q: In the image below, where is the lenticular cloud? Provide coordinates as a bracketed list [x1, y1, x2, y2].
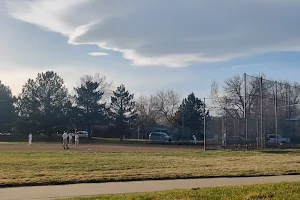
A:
[6, 0, 300, 67]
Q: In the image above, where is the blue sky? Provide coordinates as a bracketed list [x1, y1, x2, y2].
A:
[1, 0, 300, 98]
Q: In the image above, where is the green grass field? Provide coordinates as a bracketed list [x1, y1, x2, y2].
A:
[62, 182, 300, 200]
[1, 149, 300, 187]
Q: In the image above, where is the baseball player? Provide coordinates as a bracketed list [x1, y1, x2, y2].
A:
[75, 132, 80, 147]
[62, 131, 69, 149]
[192, 134, 197, 145]
[28, 133, 33, 146]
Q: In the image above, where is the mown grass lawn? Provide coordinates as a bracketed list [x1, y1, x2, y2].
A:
[62, 182, 300, 200]
[0, 150, 300, 187]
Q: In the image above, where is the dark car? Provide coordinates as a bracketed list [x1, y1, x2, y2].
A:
[223, 136, 252, 149]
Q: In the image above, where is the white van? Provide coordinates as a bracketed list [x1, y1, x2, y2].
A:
[77, 131, 89, 138]
[149, 132, 172, 142]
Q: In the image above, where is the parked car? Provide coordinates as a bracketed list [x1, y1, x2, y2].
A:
[223, 136, 252, 148]
[0, 132, 11, 136]
[149, 132, 172, 142]
[267, 134, 290, 146]
[77, 131, 89, 138]
[225, 136, 244, 144]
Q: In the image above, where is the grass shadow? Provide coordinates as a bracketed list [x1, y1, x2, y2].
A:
[261, 150, 299, 155]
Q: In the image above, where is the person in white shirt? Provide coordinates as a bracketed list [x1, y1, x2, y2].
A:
[75, 132, 80, 147]
[62, 131, 69, 149]
[192, 134, 197, 145]
[28, 133, 33, 146]
[68, 132, 73, 145]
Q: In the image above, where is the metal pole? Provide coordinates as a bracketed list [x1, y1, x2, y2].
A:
[260, 77, 264, 149]
[120, 99, 123, 140]
[233, 118, 236, 137]
[203, 97, 206, 151]
[275, 82, 278, 148]
[225, 98, 228, 149]
[182, 103, 184, 141]
[244, 73, 248, 148]
[222, 117, 224, 147]
[264, 119, 266, 148]
[256, 118, 259, 149]
[288, 86, 291, 138]
[222, 117, 226, 148]
[138, 126, 140, 140]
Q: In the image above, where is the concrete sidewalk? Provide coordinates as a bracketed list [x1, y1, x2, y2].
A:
[1, 175, 300, 200]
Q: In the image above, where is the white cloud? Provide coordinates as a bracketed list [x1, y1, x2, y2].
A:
[0, 61, 188, 96]
[88, 52, 109, 56]
[5, 0, 300, 67]
[0, 63, 46, 94]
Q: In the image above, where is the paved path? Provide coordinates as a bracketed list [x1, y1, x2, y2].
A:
[1, 175, 300, 200]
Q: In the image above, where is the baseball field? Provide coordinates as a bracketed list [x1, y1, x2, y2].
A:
[1, 142, 300, 188]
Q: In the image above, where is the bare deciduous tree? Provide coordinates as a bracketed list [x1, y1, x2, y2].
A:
[154, 90, 181, 124]
[136, 95, 160, 130]
[211, 75, 262, 118]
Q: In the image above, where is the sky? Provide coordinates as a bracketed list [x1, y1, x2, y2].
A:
[1, 0, 300, 98]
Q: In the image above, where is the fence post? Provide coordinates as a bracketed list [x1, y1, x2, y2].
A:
[244, 73, 248, 148]
[256, 118, 259, 149]
[182, 103, 184, 141]
[233, 118, 236, 137]
[260, 77, 264, 149]
[285, 85, 291, 142]
[225, 98, 228, 149]
[288, 86, 291, 139]
[275, 82, 278, 148]
[222, 116, 226, 148]
[264, 119, 266, 148]
[222, 117, 224, 147]
[203, 97, 206, 151]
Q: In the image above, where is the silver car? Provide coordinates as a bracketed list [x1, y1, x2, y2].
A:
[149, 132, 172, 142]
[77, 131, 89, 138]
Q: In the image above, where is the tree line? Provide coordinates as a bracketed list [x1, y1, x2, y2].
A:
[0, 71, 209, 139]
[2, 71, 300, 140]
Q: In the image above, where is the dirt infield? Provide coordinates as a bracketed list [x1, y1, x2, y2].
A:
[0, 142, 209, 152]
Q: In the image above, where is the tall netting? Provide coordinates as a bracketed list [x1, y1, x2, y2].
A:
[202, 97, 223, 149]
[244, 74, 300, 148]
[203, 96, 251, 149]
[202, 73, 300, 150]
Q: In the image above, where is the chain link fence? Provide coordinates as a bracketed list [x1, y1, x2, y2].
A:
[200, 73, 300, 150]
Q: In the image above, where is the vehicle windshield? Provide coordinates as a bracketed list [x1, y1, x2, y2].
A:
[78, 131, 88, 134]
